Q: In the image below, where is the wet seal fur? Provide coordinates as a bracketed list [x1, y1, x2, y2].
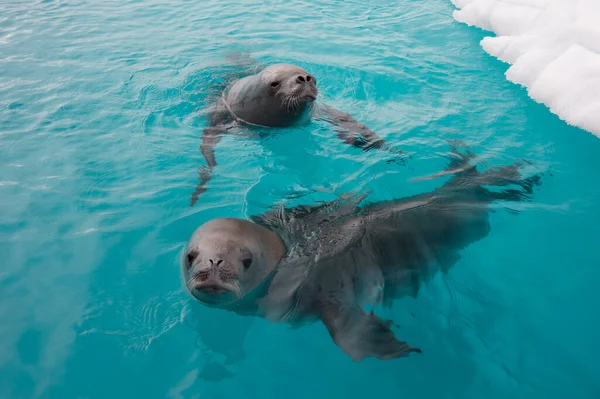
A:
[191, 61, 405, 205]
[181, 145, 543, 361]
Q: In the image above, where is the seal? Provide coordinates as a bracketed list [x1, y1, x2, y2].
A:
[190, 61, 404, 205]
[181, 145, 543, 361]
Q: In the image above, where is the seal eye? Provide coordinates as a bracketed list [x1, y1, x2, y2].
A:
[186, 251, 198, 269]
[270, 81, 281, 88]
[242, 258, 252, 269]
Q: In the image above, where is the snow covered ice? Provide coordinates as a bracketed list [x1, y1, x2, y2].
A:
[450, 0, 600, 138]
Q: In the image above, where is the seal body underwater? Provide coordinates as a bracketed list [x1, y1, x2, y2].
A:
[181, 146, 543, 361]
[190, 62, 403, 205]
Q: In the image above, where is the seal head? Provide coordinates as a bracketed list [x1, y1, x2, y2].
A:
[262, 63, 319, 104]
[224, 63, 319, 127]
[181, 218, 286, 307]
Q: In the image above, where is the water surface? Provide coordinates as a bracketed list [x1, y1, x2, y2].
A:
[1, 1, 600, 398]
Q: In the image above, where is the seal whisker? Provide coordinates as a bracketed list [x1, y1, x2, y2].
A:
[281, 95, 289, 112]
[293, 96, 300, 112]
[233, 280, 244, 298]
[289, 96, 296, 113]
[284, 95, 293, 113]
[191, 270, 211, 283]
[283, 86, 304, 114]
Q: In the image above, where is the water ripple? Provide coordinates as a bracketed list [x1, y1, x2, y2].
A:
[1, 0, 600, 398]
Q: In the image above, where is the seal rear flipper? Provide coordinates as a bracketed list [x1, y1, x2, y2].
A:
[318, 301, 421, 362]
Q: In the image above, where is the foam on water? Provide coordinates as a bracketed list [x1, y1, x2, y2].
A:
[451, 0, 600, 137]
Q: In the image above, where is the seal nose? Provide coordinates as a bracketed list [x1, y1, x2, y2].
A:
[193, 259, 222, 283]
[296, 75, 313, 84]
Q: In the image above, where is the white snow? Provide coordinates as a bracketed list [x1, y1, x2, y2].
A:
[450, 0, 600, 138]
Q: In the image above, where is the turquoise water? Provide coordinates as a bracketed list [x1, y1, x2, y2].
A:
[2, 0, 600, 398]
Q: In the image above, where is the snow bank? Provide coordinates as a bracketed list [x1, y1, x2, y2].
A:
[450, 0, 600, 138]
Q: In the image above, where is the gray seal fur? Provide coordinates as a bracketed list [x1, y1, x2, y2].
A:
[181, 145, 543, 361]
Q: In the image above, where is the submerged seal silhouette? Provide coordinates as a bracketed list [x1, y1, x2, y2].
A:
[181, 145, 543, 361]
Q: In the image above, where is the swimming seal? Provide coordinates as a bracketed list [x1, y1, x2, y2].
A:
[190, 62, 404, 205]
[181, 145, 543, 361]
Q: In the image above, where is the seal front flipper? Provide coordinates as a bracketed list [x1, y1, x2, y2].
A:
[312, 103, 406, 164]
[190, 126, 227, 206]
[318, 300, 422, 362]
[200, 123, 234, 170]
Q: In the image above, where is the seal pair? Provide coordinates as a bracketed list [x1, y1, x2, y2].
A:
[181, 144, 543, 362]
[190, 62, 404, 205]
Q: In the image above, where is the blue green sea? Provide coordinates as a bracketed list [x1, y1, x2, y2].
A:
[2, 0, 600, 398]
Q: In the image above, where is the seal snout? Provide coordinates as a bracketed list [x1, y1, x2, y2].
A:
[189, 256, 236, 298]
[301, 93, 317, 102]
[293, 73, 318, 102]
[195, 283, 228, 296]
[192, 275, 234, 297]
[295, 74, 313, 84]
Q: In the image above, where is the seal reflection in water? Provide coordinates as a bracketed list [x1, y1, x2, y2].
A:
[181, 146, 543, 362]
[191, 62, 404, 205]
